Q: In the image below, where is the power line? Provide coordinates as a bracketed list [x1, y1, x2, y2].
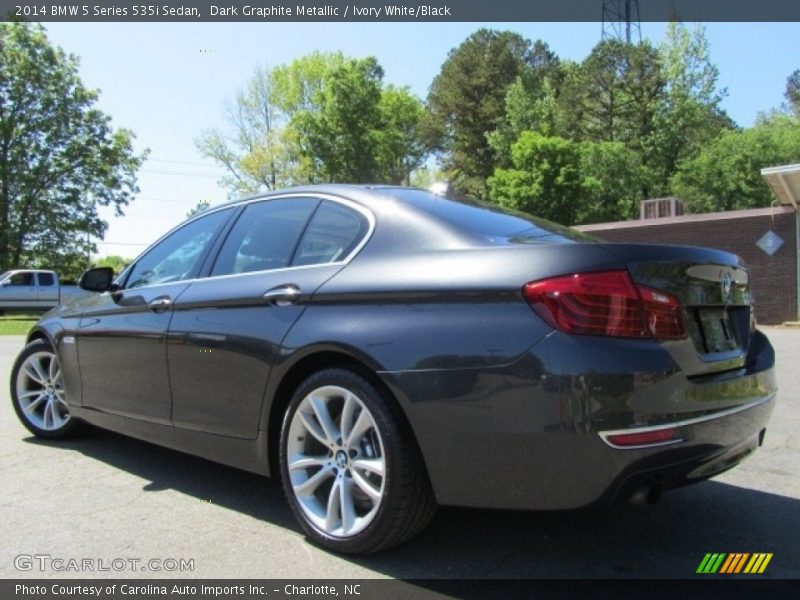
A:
[118, 213, 180, 220]
[146, 157, 222, 168]
[141, 168, 225, 179]
[132, 196, 215, 204]
[95, 241, 150, 246]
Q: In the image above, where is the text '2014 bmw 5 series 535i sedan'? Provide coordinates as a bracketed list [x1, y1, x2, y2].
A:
[11, 185, 776, 553]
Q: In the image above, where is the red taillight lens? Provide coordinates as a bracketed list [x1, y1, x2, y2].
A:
[605, 427, 681, 448]
[637, 285, 684, 339]
[523, 270, 684, 339]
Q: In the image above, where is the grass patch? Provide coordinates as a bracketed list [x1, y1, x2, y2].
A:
[0, 313, 39, 336]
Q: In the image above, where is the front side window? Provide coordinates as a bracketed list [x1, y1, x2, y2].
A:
[211, 198, 319, 276]
[293, 201, 369, 266]
[125, 209, 232, 289]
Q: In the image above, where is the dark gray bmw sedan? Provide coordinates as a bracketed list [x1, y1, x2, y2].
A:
[11, 185, 776, 553]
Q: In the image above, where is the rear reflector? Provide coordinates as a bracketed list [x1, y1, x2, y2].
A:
[605, 427, 681, 448]
[523, 270, 685, 339]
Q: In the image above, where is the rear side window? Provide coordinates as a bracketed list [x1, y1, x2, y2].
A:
[211, 198, 319, 276]
[8, 273, 33, 286]
[37, 273, 55, 286]
[293, 201, 369, 266]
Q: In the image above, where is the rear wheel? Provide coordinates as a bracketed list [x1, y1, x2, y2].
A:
[11, 340, 83, 439]
[279, 368, 435, 554]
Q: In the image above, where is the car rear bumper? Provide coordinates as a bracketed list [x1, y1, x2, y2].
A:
[382, 330, 777, 510]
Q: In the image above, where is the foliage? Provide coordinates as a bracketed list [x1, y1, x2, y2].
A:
[559, 39, 664, 150]
[292, 57, 384, 182]
[198, 53, 429, 193]
[488, 73, 566, 168]
[92, 254, 132, 274]
[0, 22, 146, 276]
[376, 85, 428, 185]
[482, 25, 760, 218]
[645, 23, 733, 196]
[577, 141, 644, 223]
[671, 114, 800, 212]
[488, 132, 644, 225]
[186, 200, 211, 218]
[786, 69, 800, 116]
[488, 132, 582, 225]
[426, 29, 534, 197]
[409, 166, 450, 190]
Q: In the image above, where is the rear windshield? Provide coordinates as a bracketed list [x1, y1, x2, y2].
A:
[393, 189, 592, 244]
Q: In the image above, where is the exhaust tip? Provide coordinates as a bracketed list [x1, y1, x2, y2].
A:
[629, 482, 664, 505]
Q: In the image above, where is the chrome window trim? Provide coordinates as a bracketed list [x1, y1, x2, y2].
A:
[115, 192, 376, 293]
[598, 393, 775, 450]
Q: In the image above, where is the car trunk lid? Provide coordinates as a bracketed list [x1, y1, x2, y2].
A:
[598, 243, 753, 378]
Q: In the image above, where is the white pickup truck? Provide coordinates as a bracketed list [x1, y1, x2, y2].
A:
[0, 269, 89, 313]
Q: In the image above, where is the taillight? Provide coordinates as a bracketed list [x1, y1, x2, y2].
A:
[522, 270, 684, 339]
[604, 427, 682, 448]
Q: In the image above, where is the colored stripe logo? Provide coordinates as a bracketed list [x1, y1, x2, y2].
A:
[697, 553, 773, 574]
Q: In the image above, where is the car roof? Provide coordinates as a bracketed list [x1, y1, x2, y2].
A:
[214, 184, 414, 211]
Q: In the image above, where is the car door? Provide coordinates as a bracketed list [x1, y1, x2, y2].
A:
[36, 272, 58, 307]
[77, 208, 234, 424]
[0, 272, 37, 309]
[167, 196, 372, 439]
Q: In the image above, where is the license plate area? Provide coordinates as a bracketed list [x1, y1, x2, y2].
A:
[697, 308, 739, 353]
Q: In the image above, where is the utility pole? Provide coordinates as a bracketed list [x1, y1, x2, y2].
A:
[601, 0, 641, 44]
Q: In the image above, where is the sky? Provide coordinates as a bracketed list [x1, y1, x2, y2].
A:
[40, 21, 800, 258]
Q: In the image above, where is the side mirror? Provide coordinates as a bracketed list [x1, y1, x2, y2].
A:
[79, 267, 115, 292]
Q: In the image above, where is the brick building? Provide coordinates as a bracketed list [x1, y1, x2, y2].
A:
[575, 206, 798, 325]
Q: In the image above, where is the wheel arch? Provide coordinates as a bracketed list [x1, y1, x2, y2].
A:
[26, 327, 52, 347]
[264, 345, 424, 480]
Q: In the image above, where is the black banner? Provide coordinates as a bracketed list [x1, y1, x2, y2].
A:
[1, 0, 800, 23]
[4, 580, 800, 600]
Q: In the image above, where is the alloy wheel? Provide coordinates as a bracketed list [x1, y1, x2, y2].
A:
[286, 385, 386, 538]
[15, 350, 70, 431]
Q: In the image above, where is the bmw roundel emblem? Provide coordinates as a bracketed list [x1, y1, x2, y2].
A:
[721, 272, 733, 303]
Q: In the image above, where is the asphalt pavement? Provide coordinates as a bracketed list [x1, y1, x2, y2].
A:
[1, 329, 798, 579]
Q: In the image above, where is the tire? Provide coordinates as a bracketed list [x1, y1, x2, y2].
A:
[10, 339, 84, 439]
[279, 368, 436, 554]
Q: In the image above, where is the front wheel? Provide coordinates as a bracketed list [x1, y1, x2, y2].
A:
[11, 339, 83, 438]
[279, 368, 435, 554]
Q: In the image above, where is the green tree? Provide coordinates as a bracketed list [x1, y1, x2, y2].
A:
[577, 141, 644, 223]
[427, 29, 533, 197]
[198, 53, 429, 191]
[0, 22, 146, 275]
[186, 200, 211, 218]
[560, 39, 664, 151]
[647, 22, 732, 196]
[376, 86, 428, 185]
[196, 65, 299, 196]
[293, 57, 384, 182]
[488, 132, 644, 226]
[671, 114, 800, 212]
[487, 132, 582, 225]
[487, 40, 571, 168]
[92, 254, 132, 274]
[786, 69, 800, 116]
[488, 70, 566, 168]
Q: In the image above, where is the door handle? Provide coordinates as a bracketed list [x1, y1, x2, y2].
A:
[263, 285, 301, 307]
[148, 296, 172, 313]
